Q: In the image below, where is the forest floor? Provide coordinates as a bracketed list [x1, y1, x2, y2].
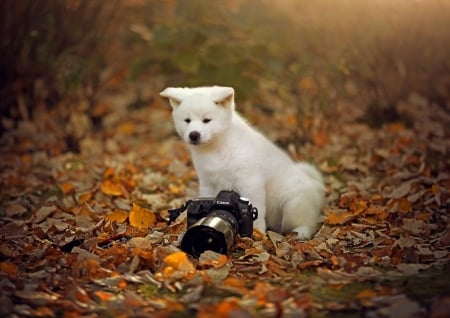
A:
[1, 77, 449, 317]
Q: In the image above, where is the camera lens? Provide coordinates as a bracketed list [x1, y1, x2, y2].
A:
[180, 211, 237, 258]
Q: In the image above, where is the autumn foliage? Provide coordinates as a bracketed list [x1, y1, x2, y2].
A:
[1, 0, 449, 317]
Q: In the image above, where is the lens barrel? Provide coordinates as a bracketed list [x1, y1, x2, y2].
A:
[180, 210, 237, 258]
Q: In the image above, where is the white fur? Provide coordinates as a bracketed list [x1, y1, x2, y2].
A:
[160, 86, 325, 239]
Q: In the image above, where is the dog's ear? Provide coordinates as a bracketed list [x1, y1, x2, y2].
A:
[213, 86, 234, 108]
[159, 87, 185, 109]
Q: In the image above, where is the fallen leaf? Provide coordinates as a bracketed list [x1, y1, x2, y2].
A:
[33, 205, 57, 223]
[76, 191, 92, 204]
[327, 211, 357, 225]
[199, 250, 229, 268]
[59, 182, 75, 195]
[94, 290, 115, 302]
[105, 209, 129, 223]
[0, 261, 19, 277]
[128, 203, 156, 228]
[163, 252, 195, 273]
[357, 289, 378, 299]
[100, 179, 123, 196]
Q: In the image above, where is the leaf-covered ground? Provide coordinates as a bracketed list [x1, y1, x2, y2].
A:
[1, 78, 449, 317]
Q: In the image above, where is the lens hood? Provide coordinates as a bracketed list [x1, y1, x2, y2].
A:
[180, 213, 236, 258]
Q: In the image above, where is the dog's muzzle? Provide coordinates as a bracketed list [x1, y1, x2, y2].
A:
[189, 131, 201, 144]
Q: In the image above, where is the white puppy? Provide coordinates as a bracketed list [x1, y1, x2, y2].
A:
[160, 86, 325, 239]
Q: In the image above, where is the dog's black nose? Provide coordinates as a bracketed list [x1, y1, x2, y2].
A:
[189, 131, 201, 144]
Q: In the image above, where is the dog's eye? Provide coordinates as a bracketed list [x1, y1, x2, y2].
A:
[184, 118, 191, 123]
[202, 118, 211, 124]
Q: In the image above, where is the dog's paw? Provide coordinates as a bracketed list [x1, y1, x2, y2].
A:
[293, 225, 315, 241]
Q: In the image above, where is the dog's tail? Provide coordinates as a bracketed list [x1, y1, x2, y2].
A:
[279, 162, 325, 240]
[296, 162, 324, 184]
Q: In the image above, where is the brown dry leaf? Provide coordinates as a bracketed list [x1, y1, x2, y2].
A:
[128, 203, 156, 228]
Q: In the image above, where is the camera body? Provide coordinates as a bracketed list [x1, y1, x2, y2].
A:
[169, 190, 258, 258]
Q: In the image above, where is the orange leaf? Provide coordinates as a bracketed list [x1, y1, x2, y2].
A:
[164, 252, 195, 272]
[431, 184, 440, 194]
[103, 167, 116, 179]
[94, 290, 115, 302]
[312, 131, 330, 146]
[327, 211, 357, 225]
[168, 183, 184, 195]
[128, 203, 156, 228]
[105, 209, 129, 223]
[118, 122, 135, 134]
[222, 277, 247, 292]
[331, 255, 339, 267]
[59, 182, 75, 194]
[101, 179, 123, 196]
[286, 114, 297, 126]
[397, 198, 412, 214]
[350, 199, 368, 214]
[199, 254, 228, 268]
[0, 261, 19, 277]
[365, 206, 389, 220]
[76, 191, 92, 204]
[217, 299, 241, 316]
[298, 77, 318, 95]
[132, 247, 154, 261]
[357, 289, 378, 299]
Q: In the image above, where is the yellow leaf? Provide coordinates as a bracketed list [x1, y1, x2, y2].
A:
[105, 209, 129, 223]
[128, 203, 156, 228]
[100, 179, 123, 196]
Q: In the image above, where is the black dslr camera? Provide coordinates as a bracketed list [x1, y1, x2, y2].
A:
[168, 190, 258, 258]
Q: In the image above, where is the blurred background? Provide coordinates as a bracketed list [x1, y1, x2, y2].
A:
[1, 0, 449, 132]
